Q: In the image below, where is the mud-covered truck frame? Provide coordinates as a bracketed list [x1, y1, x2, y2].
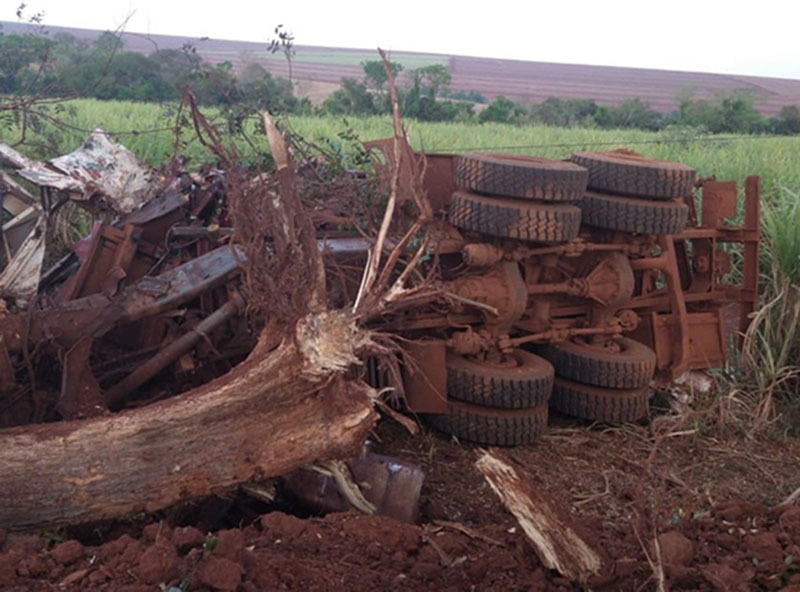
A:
[369, 146, 759, 445]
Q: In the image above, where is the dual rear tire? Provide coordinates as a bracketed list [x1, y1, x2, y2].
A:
[570, 151, 692, 235]
[449, 151, 693, 237]
[432, 155, 576, 445]
[448, 153, 586, 243]
[536, 337, 654, 423]
[426, 338, 654, 444]
[426, 349, 554, 446]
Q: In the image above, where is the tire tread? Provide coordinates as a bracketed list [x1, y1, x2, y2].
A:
[427, 402, 548, 446]
[447, 351, 554, 409]
[579, 191, 688, 235]
[449, 191, 581, 243]
[550, 378, 648, 423]
[455, 153, 588, 201]
[571, 151, 695, 199]
[538, 337, 656, 389]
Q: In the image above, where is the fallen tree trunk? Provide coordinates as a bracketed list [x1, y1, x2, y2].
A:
[0, 312, 377, 530]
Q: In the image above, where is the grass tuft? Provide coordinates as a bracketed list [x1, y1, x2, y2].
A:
[717, 190, 800, 435]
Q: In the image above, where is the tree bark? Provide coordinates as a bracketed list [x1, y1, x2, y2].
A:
[0, 312, 377, 531]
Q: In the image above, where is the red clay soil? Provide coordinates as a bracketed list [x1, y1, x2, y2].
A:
[3, 415, 800, 591]
[0, 513, 559, 591]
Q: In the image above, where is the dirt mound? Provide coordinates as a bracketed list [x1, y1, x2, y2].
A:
[4, 503, 800, 591]
[0, 512, 562, 592]
[670, 502, 800, 591]
[3, 419, 800, 591]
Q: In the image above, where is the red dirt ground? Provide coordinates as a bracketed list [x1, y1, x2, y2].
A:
[3, 410, 800, 591]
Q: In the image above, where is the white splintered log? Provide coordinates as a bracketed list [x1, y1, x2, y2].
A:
[475, 449, 603, 583]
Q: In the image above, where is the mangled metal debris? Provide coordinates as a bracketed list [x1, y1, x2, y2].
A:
[282, 446, 425, 523]
[0, 142, 85, 194]
[0, 113, 402, 531]
[0, 216, 45, 305]
[1, 128, 156, 214]
[0, 129, 159, 304]
[0, 130, 247, 425]
[0, 127, 424, 533]
[50, 129, 158, 213]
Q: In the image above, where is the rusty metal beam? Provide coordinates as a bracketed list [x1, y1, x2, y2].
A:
[0, 244, 245, 354]
[58, 337, 106, 419]
[739, 176, 760, 340]
[104, 292, 246, 409]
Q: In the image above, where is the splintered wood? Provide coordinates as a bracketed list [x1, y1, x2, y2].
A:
[475, 449, 602, 583]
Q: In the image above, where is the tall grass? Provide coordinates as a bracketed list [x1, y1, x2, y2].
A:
[716, 188, 800, 434]
[287, 116, 800, 204]
[735, 189, 800, 429]
[4, 99, 800, 205]
[763, 188, 800, 286]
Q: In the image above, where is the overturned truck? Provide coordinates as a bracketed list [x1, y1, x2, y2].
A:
[0, 129, 759, 529]
[385, 148, 759, 444]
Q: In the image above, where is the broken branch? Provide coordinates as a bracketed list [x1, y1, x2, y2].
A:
[475, 449, 602, 583]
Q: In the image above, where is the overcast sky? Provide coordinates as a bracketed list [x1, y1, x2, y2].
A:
[8, 0, 800, 79]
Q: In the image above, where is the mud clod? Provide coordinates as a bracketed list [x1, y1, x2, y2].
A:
[743, 531, 784, 572]
[142, 522, 171, 542]
[214, 529, 245, 561]
[655, 530, 694, 567]
[50, 540, 84, 565]
[0, 554, 16, 586]
[172, 526, 205, 552]
[197, 555, 244, 591]
[136, 539, 178, 584]
[260, 511, 308, 539]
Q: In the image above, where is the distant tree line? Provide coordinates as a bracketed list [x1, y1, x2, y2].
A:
[2, 26, 798, 136]
[0, 28, 304, 113]
[322, 60, 800, 135]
